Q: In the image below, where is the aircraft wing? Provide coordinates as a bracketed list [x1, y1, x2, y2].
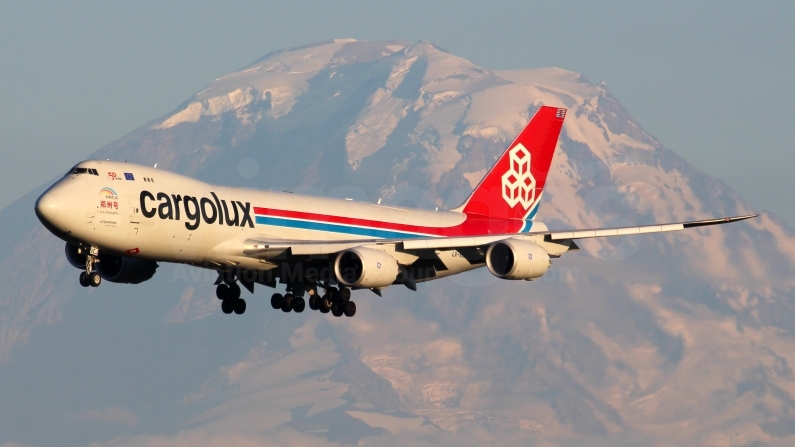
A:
[540, 214, 757, 241]
[242, 214, 758, 257]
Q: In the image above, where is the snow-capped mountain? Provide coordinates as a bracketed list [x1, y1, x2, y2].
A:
[2, 39, 795, 446]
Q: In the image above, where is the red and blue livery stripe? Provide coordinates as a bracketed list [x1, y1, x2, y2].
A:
[253, 207, 535, 239]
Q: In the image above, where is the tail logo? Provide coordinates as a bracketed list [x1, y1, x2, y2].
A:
[501, 144, 536, 209]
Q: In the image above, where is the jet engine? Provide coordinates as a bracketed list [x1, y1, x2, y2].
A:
[334, 247, 400, 289]
[486, 238, 550, 280]
[65, 243, 158, 283]
[65, 243, 87, 269]
[97, 254, 159, 284]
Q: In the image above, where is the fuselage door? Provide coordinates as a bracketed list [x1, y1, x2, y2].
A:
[129, 195, 141, 235]
[130, 204, 140, 224]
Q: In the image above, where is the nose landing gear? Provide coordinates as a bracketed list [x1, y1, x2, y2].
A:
[78, 247, 101, 287]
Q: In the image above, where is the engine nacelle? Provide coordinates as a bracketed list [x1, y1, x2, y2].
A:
[65, 243, 87, 269]
[334, 247, 400, 289]
[97, 254, 158, 284]
[486, 238, 550, 280]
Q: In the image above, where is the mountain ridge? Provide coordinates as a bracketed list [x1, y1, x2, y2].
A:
[1, 39, 794, 446]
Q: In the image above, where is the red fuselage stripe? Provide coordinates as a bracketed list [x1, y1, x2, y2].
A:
[253, 207, 524, 237]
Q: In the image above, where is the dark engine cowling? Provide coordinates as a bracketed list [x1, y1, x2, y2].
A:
[65, 243, 87, 269]
[97, 254, 158, 284]
[65, 243, 158, 283]
[334, 247, 400, 289]
[486, 238, 550, 280]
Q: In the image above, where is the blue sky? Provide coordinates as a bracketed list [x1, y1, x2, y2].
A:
[2, 1, 793, 224]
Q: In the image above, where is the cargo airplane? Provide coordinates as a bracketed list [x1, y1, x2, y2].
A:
[34, 106, 756, 317]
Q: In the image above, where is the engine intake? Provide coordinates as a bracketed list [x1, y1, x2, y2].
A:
[334, 247, 399, 289]
[65, 243, 87, 269]
[486, 238, 550, 280]
[97, 254, 158, 284]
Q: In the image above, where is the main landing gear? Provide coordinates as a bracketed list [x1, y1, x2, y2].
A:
[78, 247, 101, 288]
[216, 281, 247, 315]
[270, 291, 305, 314]
[214, 279, 357, 318]
[272, 285, 356, 317]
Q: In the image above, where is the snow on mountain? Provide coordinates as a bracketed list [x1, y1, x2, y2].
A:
[2, 39, 795, 446]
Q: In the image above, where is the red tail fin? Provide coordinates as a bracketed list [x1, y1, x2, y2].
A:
[457, 106, 566, 221]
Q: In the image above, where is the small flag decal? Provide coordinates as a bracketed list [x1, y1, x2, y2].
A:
[124, 173, 135, 181]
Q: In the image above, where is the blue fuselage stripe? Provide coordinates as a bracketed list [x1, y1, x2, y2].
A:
[255, 215, 425, 239]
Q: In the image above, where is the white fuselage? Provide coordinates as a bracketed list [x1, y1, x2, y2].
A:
[36, 160, 535, 277]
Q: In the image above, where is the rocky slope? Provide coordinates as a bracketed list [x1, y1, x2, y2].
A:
[1, 39, 795, 447]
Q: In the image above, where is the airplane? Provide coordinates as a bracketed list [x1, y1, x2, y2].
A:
[34, 106, 756, 318]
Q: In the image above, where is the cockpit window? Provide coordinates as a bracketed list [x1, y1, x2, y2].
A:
[68, 167, 99, 176]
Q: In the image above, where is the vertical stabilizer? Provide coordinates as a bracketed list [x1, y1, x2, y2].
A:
[456, 106, 566, 222]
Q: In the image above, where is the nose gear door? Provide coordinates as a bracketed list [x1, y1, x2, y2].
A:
[129, 202, 140, 235]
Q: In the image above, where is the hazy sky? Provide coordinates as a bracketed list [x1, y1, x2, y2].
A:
[2, 1, 793, 224]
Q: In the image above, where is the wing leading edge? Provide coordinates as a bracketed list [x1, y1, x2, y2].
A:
[543, 214, 758, 241]
[242, 214, 758, 257]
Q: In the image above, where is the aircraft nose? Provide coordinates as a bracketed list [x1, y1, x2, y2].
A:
[35, 189, 59, 223]
[35, 177, 89, 237]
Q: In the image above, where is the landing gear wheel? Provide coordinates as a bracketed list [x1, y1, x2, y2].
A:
[343, 301, 356, 317]
[340, 287, 351, 303]
[89, 272, 101, 287]
[79, 271, 89, 287]
[233, 299, 246, 315]
[331, 304, 344, 317]
[216, 284, 229, 300]
[293, 297, 305, 313]
[319, 301, 330, 313]
[281, 293, 294, 313]
[308, 295, 319, 311]
[221, 299, 234, 314]
[227, 283, 241, 300]
[271, 293, 283, 310]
